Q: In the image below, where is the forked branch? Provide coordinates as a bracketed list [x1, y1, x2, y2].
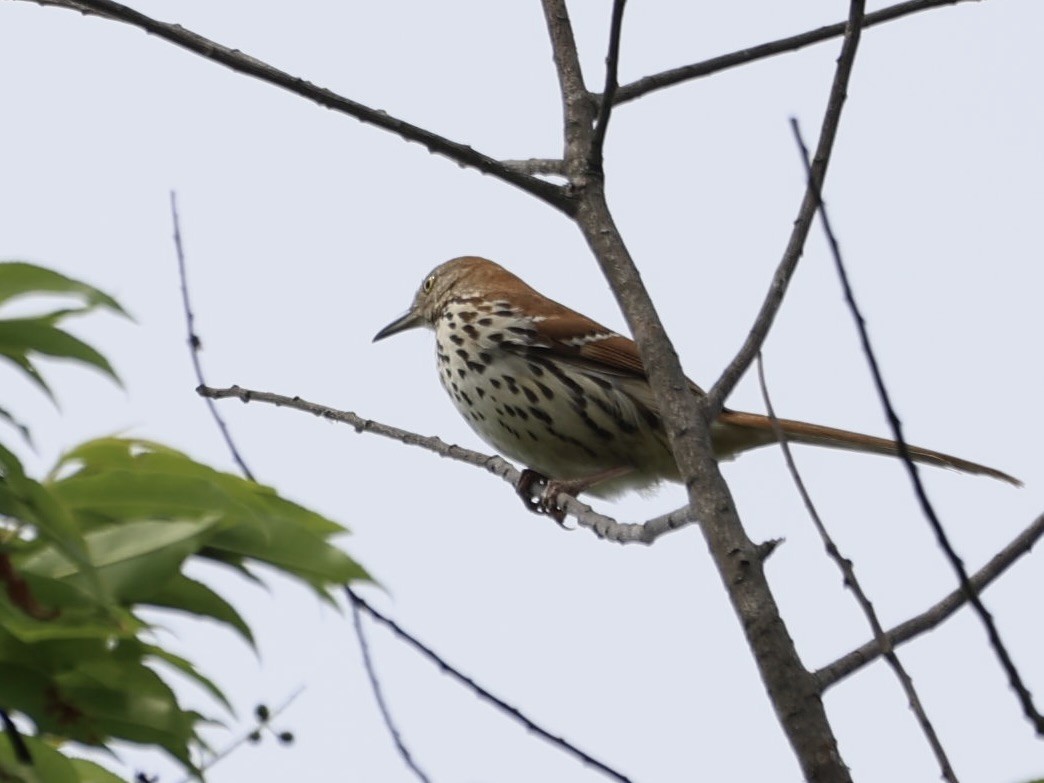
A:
[706, 0, 868, 415]
[610, 0, 983, 106]
[22, 0, 575, 215]
[757, 355, 957, 783]
[542, 1, 870, 781]
[817, 513, 1044, 688]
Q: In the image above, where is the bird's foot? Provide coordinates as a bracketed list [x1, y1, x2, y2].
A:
[515, 469, 572, 527]
[515, 469, 546, 512]
[516, 467, 634, 527]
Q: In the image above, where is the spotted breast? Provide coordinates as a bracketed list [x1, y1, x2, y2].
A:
[433, 298, 676, 497]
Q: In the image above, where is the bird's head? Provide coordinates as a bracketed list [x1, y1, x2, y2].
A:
[373, 256, 521, 341]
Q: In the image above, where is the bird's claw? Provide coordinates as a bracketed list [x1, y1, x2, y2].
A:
[516, 469, 545, 511]
[515, 469, 570, 527]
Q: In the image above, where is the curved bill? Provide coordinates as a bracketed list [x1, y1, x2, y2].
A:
[373, 309, 425, 342]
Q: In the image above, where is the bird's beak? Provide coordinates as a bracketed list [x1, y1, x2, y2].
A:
[373, 308, 425, 342]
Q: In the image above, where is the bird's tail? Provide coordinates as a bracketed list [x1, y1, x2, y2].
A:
[713, 409, 1022, 487]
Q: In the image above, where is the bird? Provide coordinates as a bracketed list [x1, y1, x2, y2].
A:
[374, 256, 1020, 519]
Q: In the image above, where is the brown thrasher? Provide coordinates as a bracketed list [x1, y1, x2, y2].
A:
[374, 256, 1019, 519]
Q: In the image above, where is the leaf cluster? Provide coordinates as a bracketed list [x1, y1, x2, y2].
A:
[0, 263, 366, 781]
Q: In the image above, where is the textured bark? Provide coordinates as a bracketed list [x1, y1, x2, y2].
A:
[574, 187, 850, 781]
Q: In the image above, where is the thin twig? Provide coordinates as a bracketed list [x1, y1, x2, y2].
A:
[0, 707, 32, 765]
[171, 192, 255, 481]
[611, 0, 982, 106]
[345, 587, 634, 783]
[707, 0, 868, 416]
[756, 355, 958, 783]
[789, 120, 1043, 734]
[175, 687, 305, 783]
[350, 597, 432, 783]
[589, 0, 627, 171]
[24, 0, 575, 216]
[172, 218, 424, 776]
[197, 383, 695, 544]
[817, 513, 1044, 687]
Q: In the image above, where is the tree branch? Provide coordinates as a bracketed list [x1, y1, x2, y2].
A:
[707, 0, 868, 415]
[540, 0, 597, 178]
[501, 158, 567, 177]
[170, 192, 256, 481]
[790, 116, 1044, 732]
[196, 384, 695, 544]
[170, 216, 425, 778]
[756, 355, 958, 783]
[553, 0, 871, 776]
[589, 0, 627, 172]
[177, 687, 305, 783]
[611, 0, 983, 107]
[19, 0, 576, 215]
[574, 185, 851, 782]
[816, 513, 1044, 688]
[541, 2, 871, 779]
[346, 587, 634, 783]
[349, 596, 432, 783]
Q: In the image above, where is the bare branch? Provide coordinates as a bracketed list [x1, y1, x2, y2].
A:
[789, 117, 1044, 733]
[816, 513, 1044, 688]
[21, 0, 575, 215]
[349, 597, 432, 783]
[196, 384, 695, 544]
[177, 687, 306, 783]
[707, 0, 868, 415]
[589, 0, 627, 171]
[611, 0, 983, 107]
[501, 158, 567, 177]
[574, 78, 857, 783]
[560, 0, 872, 776]
[0, 707, 32, 765]
[172, 214, 427, 778]
[346, 587, 635, 783]
[756, 355, 959, 783]
[171, 192, 256, 481]
[540, 0, 597, 176]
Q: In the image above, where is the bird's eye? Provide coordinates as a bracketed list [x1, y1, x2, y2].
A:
[422, 275, 435, 293]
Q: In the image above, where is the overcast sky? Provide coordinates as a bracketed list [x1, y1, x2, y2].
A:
[2, 1, 1042, 781]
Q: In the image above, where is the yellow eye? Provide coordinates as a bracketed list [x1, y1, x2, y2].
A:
[422, 275, 435, 293]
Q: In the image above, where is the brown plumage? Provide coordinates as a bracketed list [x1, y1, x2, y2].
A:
[375, 256, 1020, 505]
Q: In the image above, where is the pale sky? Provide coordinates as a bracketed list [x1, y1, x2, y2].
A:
[2, 1, 1042, 781]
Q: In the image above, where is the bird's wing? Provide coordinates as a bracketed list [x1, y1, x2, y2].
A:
[539, 311, 706, 394]
[495, 301, 706, 418]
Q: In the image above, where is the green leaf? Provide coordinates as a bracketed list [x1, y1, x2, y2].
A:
[0, 443, 107, 608]
[0, 263, 126, 404]
[0, 592, 136, 644]
[0, 402, 33, 447]
[0, 262, 127, 316]
[54, 652, 202, 769]
[0, 629, 205, 773]
[0, 318, 120, 386]
[0, 733, 82, 783]
[0, 661, 61, 731]
[147, 573, 255, 646]
[0, 347, 52, 400]
[0, 640, 204, 773]
[145, 643, 234, 714]
[67, 759, 129, 783]
[18, 518, 219, 606]
[51, 439, 369, 597]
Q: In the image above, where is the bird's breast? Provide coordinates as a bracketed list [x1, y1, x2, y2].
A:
[432, 309, 677, 493]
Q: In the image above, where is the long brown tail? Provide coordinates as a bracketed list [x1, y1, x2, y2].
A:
[714, 409, 1022, 487]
